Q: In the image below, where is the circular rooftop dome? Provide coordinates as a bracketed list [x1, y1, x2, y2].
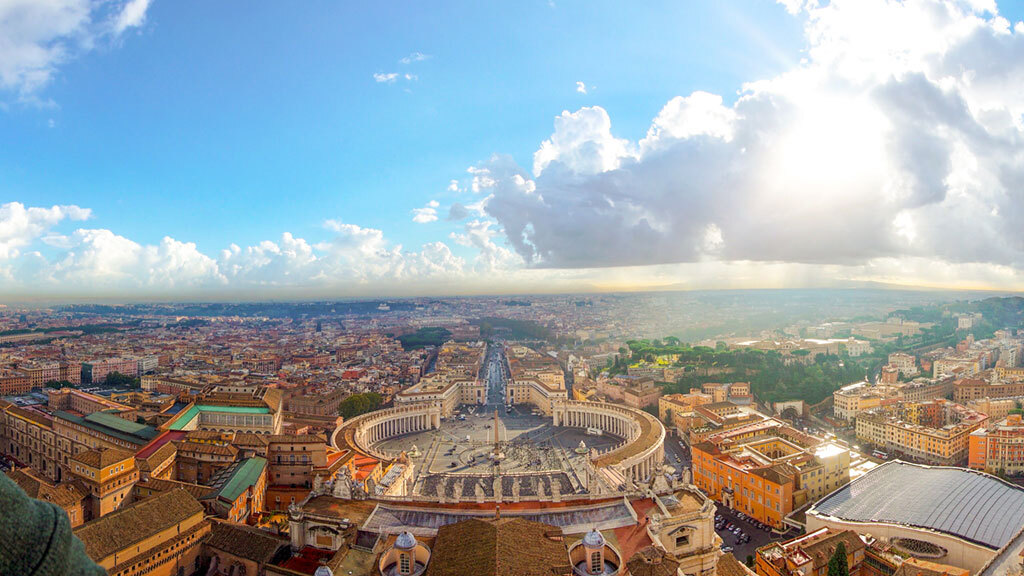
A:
[583, 529, 606, 548]
[395, 531, 417, 551]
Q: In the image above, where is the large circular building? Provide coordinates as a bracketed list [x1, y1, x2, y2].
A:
[806, 460, 1024, 573]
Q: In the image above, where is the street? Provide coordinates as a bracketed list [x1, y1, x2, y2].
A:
[714, 505, 798, 563]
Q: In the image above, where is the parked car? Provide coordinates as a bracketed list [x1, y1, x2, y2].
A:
[721, 546, 733, 553]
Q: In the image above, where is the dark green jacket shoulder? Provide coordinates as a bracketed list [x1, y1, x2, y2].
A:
[0, 471, 106, 576]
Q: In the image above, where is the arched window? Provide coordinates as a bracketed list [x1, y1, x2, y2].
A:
[400, 552, 411, 575]
[590, 551, 602, 574]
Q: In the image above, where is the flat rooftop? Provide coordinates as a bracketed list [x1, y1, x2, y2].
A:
[810, 460, 1024, 550]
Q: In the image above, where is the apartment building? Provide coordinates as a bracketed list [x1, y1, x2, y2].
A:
[659, 390, 713, 432]
[21, 361, 60, 387]
[954, 373, 1024, 402]
[855, 399, 988, 465]
[834, 378, 955, 424]
[887, 352, 918, 377]
[0, 369, 31, 395]
[83, 357, 139, 383]
[833, 381, 884, 423]
[691, 417, 851, 528]
[968, 414, 1024, 475]
[623, 377, 663, 409]
[0, 400, 60, 481]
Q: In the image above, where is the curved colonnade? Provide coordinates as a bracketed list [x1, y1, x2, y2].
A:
[331, 402, 442, 461]
[554, 400, 665, 482]
[331, 398, 665, 486]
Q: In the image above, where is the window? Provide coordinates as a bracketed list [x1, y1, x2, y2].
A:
[590, 551, 602, 573]
[675, 534, 690, 547]
[400, 553, 411, 575]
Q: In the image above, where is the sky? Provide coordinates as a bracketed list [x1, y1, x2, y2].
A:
[2, 0, 1024, 300]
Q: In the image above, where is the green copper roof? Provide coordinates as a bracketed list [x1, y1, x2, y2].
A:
[166, 403, 271, 431]
[203, 457, 267, 505]
[56, 411, 159, 444]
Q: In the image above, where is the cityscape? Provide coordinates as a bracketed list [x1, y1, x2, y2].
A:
[3, 1, 1024, 576]
[4, 294, 1024, 576]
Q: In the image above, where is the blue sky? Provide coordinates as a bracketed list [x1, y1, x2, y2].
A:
[3, 0, 1024, 298]
[5, 1, 801, 249]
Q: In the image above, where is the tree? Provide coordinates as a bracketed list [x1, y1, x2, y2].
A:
[827, 542, 849, 576]
[44, 379, 73, 389]
[339, 392, 384, 419]
[104, 371, 140, 389]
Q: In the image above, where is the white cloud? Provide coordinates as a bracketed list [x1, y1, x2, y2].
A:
[0, 202, 91, 259]
[412, 200, 440, 223]
[532, 106, 633, 177]
[374, 71, 418, 85]
[47, 229, 223, 288]
[575, 81, 587, 94]
[467, 165, 497, 193]
[449, 219, 521, 274]
[0, 0, 153, 98]
[0, 204, 472, 295]
[399, 51, 430, 64]
[482, 0, 1024, 278]
[638, 91, 736, 153]
[112, 0, 151, 35]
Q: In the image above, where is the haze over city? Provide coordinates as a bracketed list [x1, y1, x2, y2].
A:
[4, 0, 1024, 300]
[6, 3, 1024, 576]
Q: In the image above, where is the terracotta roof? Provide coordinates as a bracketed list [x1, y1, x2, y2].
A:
[718, 553, 756, 576]
[134, 478, 210, 500]
[625, 545, 680, 576]
[175, 441, 239, 457]
[5, 469, 87, 509]
[6, 404, 53, 428]
[204, 521, 288, 564]
[801, 530, 866, 570]
[72, 447, 135, 469]
[691, 441, 721, 455]
[136, 441, 176, 472]
[750, 463, 796, 486]
[425, 517, 571, 576]
[232, 432, 270, 447]
[74, 489, 205, 561]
